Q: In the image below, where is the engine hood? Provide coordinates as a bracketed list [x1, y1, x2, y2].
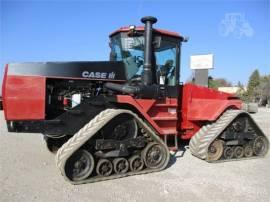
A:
[7, 61, 127, 81]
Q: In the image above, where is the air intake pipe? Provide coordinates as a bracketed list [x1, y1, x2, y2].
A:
[141, 16, 157, 85]
[104, 82, 140, 95]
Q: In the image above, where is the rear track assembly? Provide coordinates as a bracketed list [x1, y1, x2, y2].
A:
[189, 109, 269, 162]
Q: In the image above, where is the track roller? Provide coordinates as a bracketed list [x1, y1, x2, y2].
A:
[223, 146, 234, 159]
[243, 144, 253, 157]
[96, 159, 113, 177]
[113, 158, 129, 174]
[233, 146, 244, 158]
[129, 155, 144, 172]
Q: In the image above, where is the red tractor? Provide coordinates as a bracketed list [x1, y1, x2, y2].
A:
[2, 16, 268, 184]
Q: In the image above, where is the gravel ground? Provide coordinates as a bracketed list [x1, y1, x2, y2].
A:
[0, 108, 270, 202]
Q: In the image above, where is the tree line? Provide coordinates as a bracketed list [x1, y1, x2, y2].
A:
[237, 69, 270, 105]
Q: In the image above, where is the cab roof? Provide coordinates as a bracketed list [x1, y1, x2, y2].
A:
[109, 26, 183, 40]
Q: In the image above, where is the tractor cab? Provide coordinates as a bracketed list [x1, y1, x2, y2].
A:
[109, 24, 184, 87]
[105, 17, 186, 99]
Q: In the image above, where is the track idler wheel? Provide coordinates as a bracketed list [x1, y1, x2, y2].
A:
[207, 140, 224, 161]
[223, 146, 234, 159]
[113, 158, 129, 174]
[129, 155, 144, 172]
[252, 136, 269, 156]
[142, 142, 167, 169]
[233, 146, 244, 158]
[65, 149, 94, 181]
[96, 159, 113, 176]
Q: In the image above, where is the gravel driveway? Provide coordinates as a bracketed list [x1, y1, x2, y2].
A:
[0, 108, 269, 202]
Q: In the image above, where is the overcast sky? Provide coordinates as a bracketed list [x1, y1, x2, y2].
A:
[1, 0, 269, 87]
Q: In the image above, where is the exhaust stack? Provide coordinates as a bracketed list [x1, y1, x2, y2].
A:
[141, 16, 157, 85]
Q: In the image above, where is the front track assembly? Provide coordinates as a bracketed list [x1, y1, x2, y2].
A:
[189, 109, 269, 162]
[56, 109, 170, 184]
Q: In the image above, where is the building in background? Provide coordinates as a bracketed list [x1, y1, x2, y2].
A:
[218, 86, 247, 94]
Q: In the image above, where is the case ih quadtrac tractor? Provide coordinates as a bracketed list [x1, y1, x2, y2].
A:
[2, 16, 269, 184]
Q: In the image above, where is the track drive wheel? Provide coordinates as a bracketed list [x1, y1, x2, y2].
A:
[129, 155, 144, 172]
[252, 136, 268, 156]
[207, 140, 224, 161]
[102, 114, 138, 140]
[142, 142, 167, 169]
[113, 158, 129, 174]
[96, 159, 113, 176]
[65, 149, 94, 181]
[231, 117, 246, 132]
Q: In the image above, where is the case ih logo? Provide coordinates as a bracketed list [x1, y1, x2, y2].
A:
[82, 71, 116, 79]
